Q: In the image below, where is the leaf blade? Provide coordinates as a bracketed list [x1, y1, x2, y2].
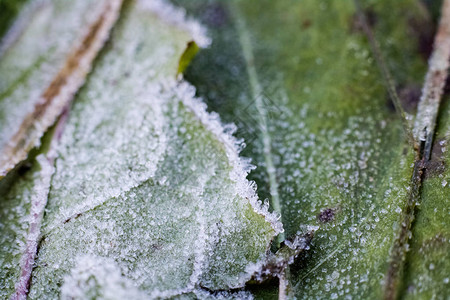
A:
[0, 0, 280, 298]
[0, 0, 123, 177]
[171, 0, 448, 298]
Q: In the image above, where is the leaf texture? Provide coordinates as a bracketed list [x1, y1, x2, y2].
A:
[402, 98, 450, 299]
[0, 0, 281, 298]
[0, 0, 123, 177]
[172, 0, 449, 298]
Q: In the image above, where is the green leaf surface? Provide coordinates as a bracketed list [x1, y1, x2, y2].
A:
[0, 0, 122, 177]
[172, 0, 449, 298]
[0, 0, 281, 298]
[0, 0, 28, 39]
[402, 97, 450, 299]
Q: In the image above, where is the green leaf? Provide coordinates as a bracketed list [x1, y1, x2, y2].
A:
[2, 0, 449, 298]
[401, 99, 450, 298]
[0, 0, 281, 298]
[0, 0, 28, 39]
[173, 0, 449, 298]
[0, 0, 122, 177]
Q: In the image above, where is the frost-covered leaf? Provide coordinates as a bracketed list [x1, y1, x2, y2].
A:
[0, 0, 27, 39]
[0, 0, 122, 177]
[2, 0, 449, 298]
[173, 0, 449, 298]
[60, 255, 148, 300]
[0, 150, 54, 299]
[402, 97, 450, 299]
[1, 0, 281, 299]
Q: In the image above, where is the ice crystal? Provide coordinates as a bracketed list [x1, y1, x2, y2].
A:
[0, 0, 122, 176]
[1, 0, 283, 298]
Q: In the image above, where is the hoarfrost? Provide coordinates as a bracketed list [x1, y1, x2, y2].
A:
[138, 0, 211, 47]
[191, 289, 254, 300]
[0, 0, 122, 176]
[236, 83, 414, 299]
[0, 0, 101, 148]
[15, 0, 280, 298]
[0, 154, 54, 299]
[61, 255, 147, 300]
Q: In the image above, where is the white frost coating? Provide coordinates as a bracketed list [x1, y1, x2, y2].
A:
[62, 254, 254, 300]
[194, 289, 254, 300]
[13, 155, 54, 300]
[0, 0, 101, 152]
[27, 1, 279, 296]
[138, 0, 211, 47]
[0, 0, 49, 58]
[188, 181, 207, 289]
[0, 0, 123, 177]
[170, 80, 284, 235]
[45, 90, 168, 232]
[37, 77, 281, 297]
[61, 255, 147, 300]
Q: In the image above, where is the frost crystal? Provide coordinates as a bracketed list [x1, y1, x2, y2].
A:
[138, 0, 211, 47]
[0, 155, 53, 299]
[0, 0, 122, 176]
[2, 0, 283, 298]
[61, 255, 147, 300]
